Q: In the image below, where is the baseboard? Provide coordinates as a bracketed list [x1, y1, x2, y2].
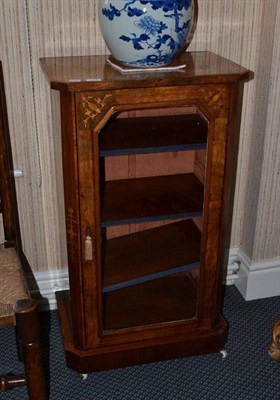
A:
[234, 249, 280, 300]
[28, 268, 69, 310]
[32, 263, 238, 311]
[29, 249, 280, 310]
[225, 246, 241, 285]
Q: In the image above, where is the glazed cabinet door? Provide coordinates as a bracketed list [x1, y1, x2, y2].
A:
[72, 84, 231, 349]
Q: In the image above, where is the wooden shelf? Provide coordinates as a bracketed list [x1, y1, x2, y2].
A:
[102, 173, 204, 227]
[99, 114, 207, 156]
[103, 219, 201, 293]
[104, 273, 198, 330]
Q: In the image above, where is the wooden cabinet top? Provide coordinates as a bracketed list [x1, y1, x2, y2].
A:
[40, 51, 251, 92]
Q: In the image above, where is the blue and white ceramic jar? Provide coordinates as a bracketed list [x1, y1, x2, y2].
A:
[98, 0, 194, 68]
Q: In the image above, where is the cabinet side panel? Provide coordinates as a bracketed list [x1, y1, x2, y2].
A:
[199, 84, 245, 330]
[196, 86, 231, 329]
[201, 83, 245, 328]
[219, 83, 245, 285]
[60, 92, 85, 348]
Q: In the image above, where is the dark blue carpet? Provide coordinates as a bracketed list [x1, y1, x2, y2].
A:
[1, 286, 280, 400]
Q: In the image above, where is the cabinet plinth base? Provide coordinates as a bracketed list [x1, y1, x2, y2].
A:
[56, 291, 228, 374]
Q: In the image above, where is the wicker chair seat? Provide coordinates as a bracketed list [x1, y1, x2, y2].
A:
[0, 248, 29, 326]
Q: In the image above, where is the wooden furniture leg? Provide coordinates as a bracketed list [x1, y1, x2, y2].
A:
[14, 299, 46, 400]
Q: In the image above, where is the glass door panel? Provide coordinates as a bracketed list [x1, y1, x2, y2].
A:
[98, 106, 208, 331]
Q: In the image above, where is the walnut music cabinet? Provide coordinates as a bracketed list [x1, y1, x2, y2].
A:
[40, 52, 251, 374]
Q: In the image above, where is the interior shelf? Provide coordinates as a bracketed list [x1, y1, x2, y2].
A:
[104, 273, 198, 330]
[99, 114, 207, 156]
[103, 219, 201, 293]
[102, 173, 204, 227]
